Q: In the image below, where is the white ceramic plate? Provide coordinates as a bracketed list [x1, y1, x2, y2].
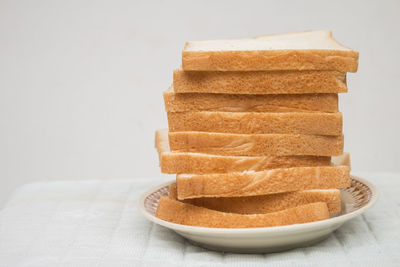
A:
[138, 176, 378, 253]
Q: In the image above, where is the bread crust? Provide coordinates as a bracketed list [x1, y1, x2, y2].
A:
[169, 183, 341, 213]
[164, 89, 339, 112]
[156, 129, 331, 173]
[168, 131, 344, 156]
[156, 197, 330, 228]
[182, 50, 358, 72]
[173, 70, 347, 94]
[167, 112, 342, 135]
[160, 153, 331, 174]
[176, 166, 350, 199]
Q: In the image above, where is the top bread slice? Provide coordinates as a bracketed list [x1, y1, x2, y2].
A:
[182, 30, 358, 72]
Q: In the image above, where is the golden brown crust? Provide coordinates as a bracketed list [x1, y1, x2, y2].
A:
[164, 90, 339, 113]
[182, 50, 358, 72]
[167, 112, 342, 135]
[173, 70, 347, 94]
[168, 131, 344, 156]
[159, 153, 331, 174]
[156, 197, 330, 228]
[155, 129, 331, 174]
[169, 183, 341, 213]
[176, 166, 350, 199]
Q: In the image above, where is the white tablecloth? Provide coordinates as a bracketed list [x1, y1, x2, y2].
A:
[0, 172, 399, 267]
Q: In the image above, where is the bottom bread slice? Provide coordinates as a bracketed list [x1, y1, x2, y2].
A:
[156, 197, 330, 228]
[169, 183, 341, 213]
[155, 129, 331, 174]
[177, 166, 350, 199]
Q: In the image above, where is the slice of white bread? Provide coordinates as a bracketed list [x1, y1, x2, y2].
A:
[164, 88, 339, 113]
[173, 70, 347, 94]
[155, 129, 331, 174]
[168, 131, 344, 156]
[176, 166, 350, 199]
[156, 197, 330, 228]
[169, 183, 341, 213]
[332, 152, 351, 168]
[182, 30, 358, 72]
[167, 111, 342, 135]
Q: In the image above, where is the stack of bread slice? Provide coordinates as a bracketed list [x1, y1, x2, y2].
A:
[154, 30, 358, 228]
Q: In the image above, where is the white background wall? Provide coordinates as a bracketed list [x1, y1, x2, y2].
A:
[0, 0, 399, 206]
